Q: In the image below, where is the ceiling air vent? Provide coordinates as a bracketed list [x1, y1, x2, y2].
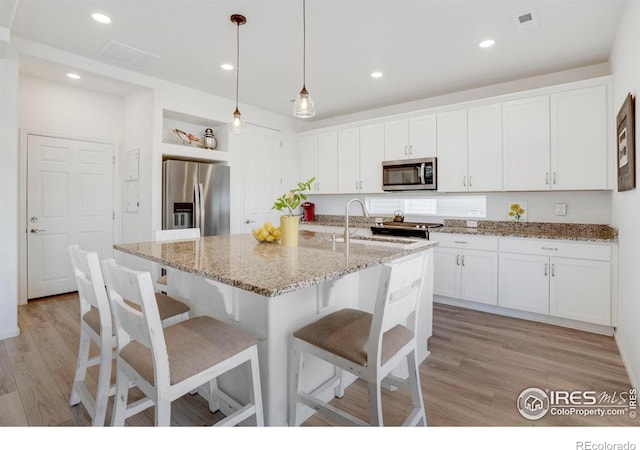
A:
[514, 10, 538, 32]
[97, 41, 159, 69]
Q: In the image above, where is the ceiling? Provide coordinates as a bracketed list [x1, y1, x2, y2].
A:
[9, 0, 626, 121]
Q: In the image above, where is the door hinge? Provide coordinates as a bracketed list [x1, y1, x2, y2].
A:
[112, 156, 116, 165]
[113, 211, 116, 220]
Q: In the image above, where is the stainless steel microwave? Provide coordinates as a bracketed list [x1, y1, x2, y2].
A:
[382, 157, 437, 191]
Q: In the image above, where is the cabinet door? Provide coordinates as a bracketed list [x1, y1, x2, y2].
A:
[550, 257, 611, 325]
[503, 96, 550, 191]
[299, 135, 318, 191]
[460, 249, 498, 305]
[433, 247, 461, 298]
[337, 128, 360, 193]
[384, 119, 409, 160]
[467, 103, 502, 191]
[359, 123, 385, 193]
[409, 114, 437, 158]
[498, 253, 549, 314]
[437, 109, 468, 192]
[550, 85, 608, 190]
[317, 132, 338, 194]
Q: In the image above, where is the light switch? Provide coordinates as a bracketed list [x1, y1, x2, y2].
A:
[555, 203, 567, 216]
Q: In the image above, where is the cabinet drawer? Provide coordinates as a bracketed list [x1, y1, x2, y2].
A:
[499, 237, 611, 261]
[430, 233, 498, 251]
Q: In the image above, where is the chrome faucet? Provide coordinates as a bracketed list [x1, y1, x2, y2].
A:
[344, 198, 370, 248]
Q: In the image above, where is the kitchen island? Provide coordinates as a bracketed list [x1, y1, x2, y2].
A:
[114, 231, 436, 426]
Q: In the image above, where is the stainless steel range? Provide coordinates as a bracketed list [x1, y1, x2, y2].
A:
[370, 221, 443, 239]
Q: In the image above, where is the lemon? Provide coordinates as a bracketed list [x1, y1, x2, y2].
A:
[272, 229, 281, 239]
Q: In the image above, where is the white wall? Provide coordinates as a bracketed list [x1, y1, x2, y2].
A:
[0, 44, 19, 339]
[308, 191, 611, 224]
[609, 0, 640, 388]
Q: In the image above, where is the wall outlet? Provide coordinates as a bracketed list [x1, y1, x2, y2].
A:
[555, 203, 567, 216]
[466, 220, 478, 228]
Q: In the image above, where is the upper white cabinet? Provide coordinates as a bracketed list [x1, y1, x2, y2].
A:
[359, 124, 385, 193]
[467, 103, 503, 191]
[384, 115, 437, 161]
[438, 104, 502, 192]
[550, 85, 608, 190]
[436, 109, 467, 192]
[299, 132, 338, 194]
[503, 95, 551, 191]
[503, 85, 609, 191]
[337, 124, 384, 194]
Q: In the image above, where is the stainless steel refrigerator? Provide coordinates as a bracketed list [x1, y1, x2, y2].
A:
[162, 159, 230, 236]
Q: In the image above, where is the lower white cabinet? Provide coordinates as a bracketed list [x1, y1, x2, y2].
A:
[431, 233, 498, 306]
[498, 237, 612, 326]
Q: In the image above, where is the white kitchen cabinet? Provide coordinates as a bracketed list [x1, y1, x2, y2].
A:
[503, 95, 551, 191]
[359, 123, 385, 193]
[550, 85, 608, 190]
[499, 253, 550, 314]
[436, 109, 467, 192]
[498, 237, 612, 325]
[384, 115, 436, 161]
[431, 233, 498, 306]
[299, 132, 338, 194]
[438, 105, 502, 192]
[467, 103, 503, 191]
[503, 85, 609, 191]
[550, 257, 611, 326]
[337, 124, 384, 194]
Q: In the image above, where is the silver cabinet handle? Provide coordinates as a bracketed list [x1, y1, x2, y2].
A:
[456, 254, 460, 266]
[356, 180, 359, 190]
[463, 176, 467, 187]
[553, 171, 557, 185]
[30, 228, 47, 233]
[454, 240, 467, 244]
[541, 247, 558, 251]
[551, 264, 555, 277]
[461, 254, 465, 267]
[409, 144, 413, 156]
[468, 176, 472, 187]
[404, 145, 408, 156]
[544, 263, 548, 276]
[545, 172, 549, 185]
[359, 180, 363, 190]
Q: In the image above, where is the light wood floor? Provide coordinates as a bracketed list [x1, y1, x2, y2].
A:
[0, 293, 636, 426]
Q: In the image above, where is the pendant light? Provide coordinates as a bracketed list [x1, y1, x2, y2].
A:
[293, 0, 315, 118]
[229, 14, 246, 133]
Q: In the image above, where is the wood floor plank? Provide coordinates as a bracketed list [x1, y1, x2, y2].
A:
[0, 391, 29, 426]
[0, 343, 18, 396]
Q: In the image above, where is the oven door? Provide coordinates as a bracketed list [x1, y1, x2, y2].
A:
[382, 157, 436, 191]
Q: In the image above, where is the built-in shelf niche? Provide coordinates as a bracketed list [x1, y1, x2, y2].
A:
[162, 109, 229, 161]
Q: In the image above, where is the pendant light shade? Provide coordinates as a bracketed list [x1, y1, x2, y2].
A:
[293, 0, 315, 118]
[229, 14, 246, 133]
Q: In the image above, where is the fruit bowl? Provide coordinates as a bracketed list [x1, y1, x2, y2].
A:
[252, 221, 281, 243]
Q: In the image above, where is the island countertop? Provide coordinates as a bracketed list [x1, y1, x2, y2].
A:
[114, 232, 436, 298]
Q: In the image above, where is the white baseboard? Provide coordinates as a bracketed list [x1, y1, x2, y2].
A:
[614, 332, 638, 390]
[434, 296, 615, 336]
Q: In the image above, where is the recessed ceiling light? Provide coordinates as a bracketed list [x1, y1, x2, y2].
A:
[66, 73, 81, 80]
[91, 13, 112, 24]
[479, 39, 495, 48]
[371, 71, 383, 78]
[221, 63, 234, 71]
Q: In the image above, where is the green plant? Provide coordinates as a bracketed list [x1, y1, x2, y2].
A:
[272, 177, 315, 216]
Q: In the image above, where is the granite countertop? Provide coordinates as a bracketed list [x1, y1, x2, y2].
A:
[114, 232, 436, 298]
[433, 220, 618, 243]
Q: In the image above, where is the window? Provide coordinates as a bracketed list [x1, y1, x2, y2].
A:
[366, 196, 486, 218]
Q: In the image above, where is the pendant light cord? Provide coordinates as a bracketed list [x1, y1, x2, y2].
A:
[236, 20, 240, 109]
[302, 0, 306, 88]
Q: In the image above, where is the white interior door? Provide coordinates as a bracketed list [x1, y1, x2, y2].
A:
[27, 135, 114, 299]
[242, 126, 282, 233]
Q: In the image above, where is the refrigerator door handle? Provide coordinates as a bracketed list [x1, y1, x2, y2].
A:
[194, 184, 201, 229]
[198, 183, 205, 233]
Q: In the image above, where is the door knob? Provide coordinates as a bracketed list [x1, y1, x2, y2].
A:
[30, 228, 47, 233]
[245, 219, 255, 224]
